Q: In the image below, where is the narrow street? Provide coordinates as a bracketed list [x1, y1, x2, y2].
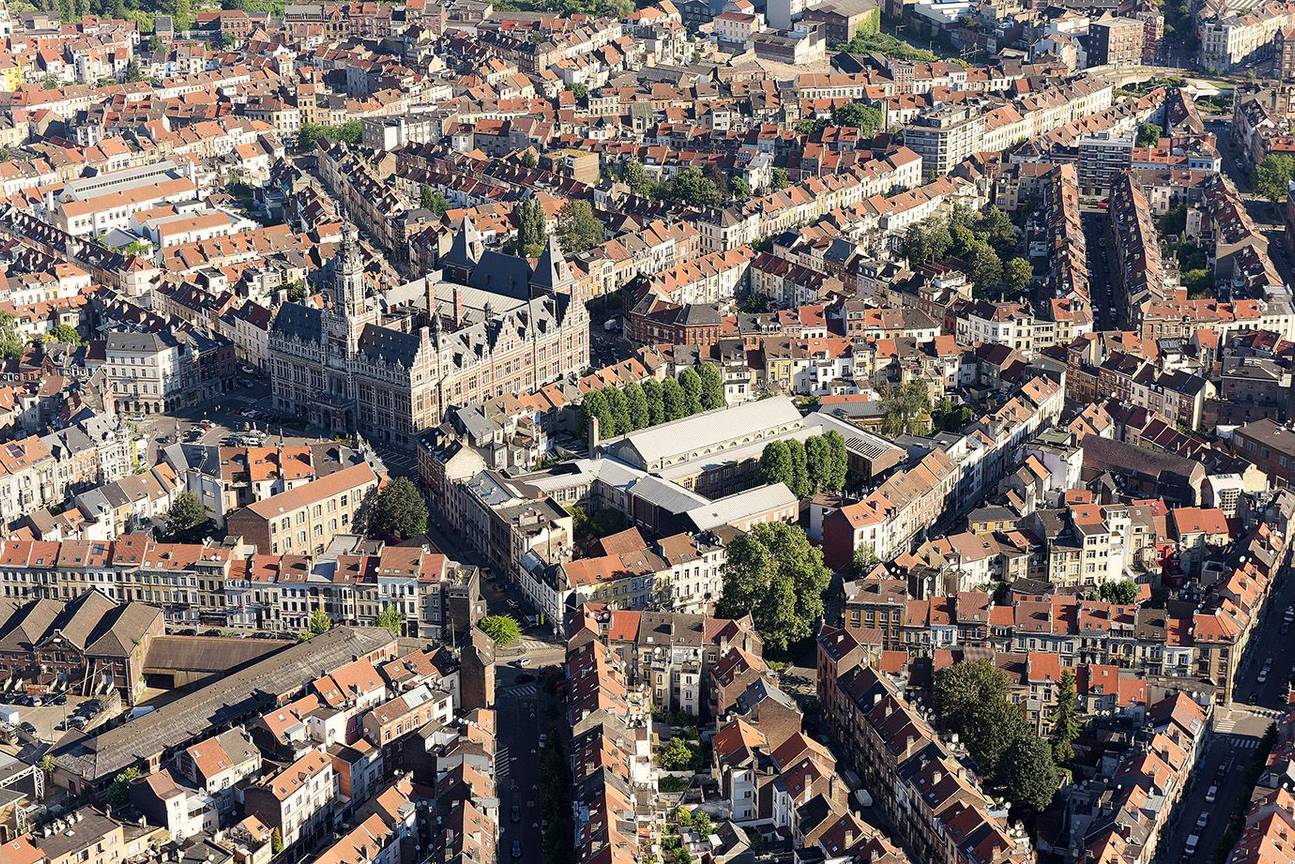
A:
[1154, 553, 1295, 863]
[496, 663, 563, 864]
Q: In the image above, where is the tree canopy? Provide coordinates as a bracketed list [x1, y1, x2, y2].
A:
[162, 493, 208, 542]
[880, 381, 931, 437]
[935, 659, 1061, 814]
[716, 522, 830, 651]
[1099, 579, 1139, 605]
[556, 200, 603, 254]
[1256, 154, 1295, 209]
[478, 614, 521, 645]
[514, 197, 548, 258]
[368, 477, 428, 541]
[655, 167, 724, 209]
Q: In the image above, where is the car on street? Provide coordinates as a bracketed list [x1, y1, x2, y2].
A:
[1195, 812, 1208, 830]
[511, 804, 521, 823]
[516, 658, 530, 667]
[1205, 785, 1217, 804]
[511, 840, 522, 859]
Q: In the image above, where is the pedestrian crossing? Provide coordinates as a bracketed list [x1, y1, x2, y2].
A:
[506, 683, 539, 700]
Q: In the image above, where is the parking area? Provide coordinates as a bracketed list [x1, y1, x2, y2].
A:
[0, 693, 120, 743]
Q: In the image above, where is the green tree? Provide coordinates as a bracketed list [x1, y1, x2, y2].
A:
[1049, 669, 1080, 764]
[642, 378, 665, 425]
[804, 434, 829, 496]
[786, 438, 811, 499]
[172, 0, 193, 32]
[659, 737, 697, 771]
[1001, 256, 1032, 297]
[731, 177, 751, 200]
[1136, 122, 1162, 146]
[377, 604, 403, 638]
[285, 279, 307, 302]
[677, 368, 703, 415]
[880, 381, 930, 437]
[0, 313, 24, 359]
[1255, 154, 1295, 213]
[771, 167, 790, 190]
[758, 440, 793, 489]
[556, 200, 603, 254]
[297, 122, 326, 152]
[969, 243, 1003, 295]
[657, 167, 723, 209]
[124, 59, 142, 82]
[581, 388, 609, 438]
[976, 205, 1016, 253]
[571, 82, 588, 100]
[419, 184, 451, 216]
[624, 381, 650, 430]
[698, 363, 725, 410]
[1099, 579, 1139, 605]
[932, 397, 972, 432]
[163, 492, 206, 540]
[996, 734, 1060, 813]
[716, 522, 830, 651]
[478, 614, 521, 645]
[1183, 267, 1213, 298]
[271, 829, 284, 855]
[661, 377, 686, 421]
[45, 323, 83, 345]
[851, 544, 879, 575]
[108, 767, 141, 807]
[823, 430, 848, 491]
[368, 477, 429, 541]
[692, 812, 713, 837]
[831, 101, 883, 135]
[39, 755, 55, 775]
[514, 198, 547, 258]
[307, 606, 333, 636]
[607, 386, 632, 435]
[622, 159, 655, 196]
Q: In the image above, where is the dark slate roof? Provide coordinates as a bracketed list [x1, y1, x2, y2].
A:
[357, 323, 422, 367]
[270, 302, 323, 342]
[467, 250, 532, 301]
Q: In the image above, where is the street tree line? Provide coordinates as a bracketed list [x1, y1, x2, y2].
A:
[756, 432, 849, 499]
[581, 365, 726, 439]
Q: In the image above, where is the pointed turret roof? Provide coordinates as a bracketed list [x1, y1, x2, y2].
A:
[442, 216, 482, 272]
[530, 233, 565, 294]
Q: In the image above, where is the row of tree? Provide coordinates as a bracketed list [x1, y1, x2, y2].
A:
[296, 120, 363, 152]
[716, 522, 830, 652]
[756, 432, 849, 499]
[934, 659, 1076, 814]
[581, 366, 725, 438]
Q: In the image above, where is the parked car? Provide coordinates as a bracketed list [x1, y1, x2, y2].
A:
[1205, 785, 1217, 804]
[511, 840, 522, 859]
[510, 804, 521, 823]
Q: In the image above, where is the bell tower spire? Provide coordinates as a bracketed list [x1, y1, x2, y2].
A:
[335, 222, 365, 317]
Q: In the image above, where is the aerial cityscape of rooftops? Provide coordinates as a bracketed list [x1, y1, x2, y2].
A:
[8, 0, 1295, 863]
